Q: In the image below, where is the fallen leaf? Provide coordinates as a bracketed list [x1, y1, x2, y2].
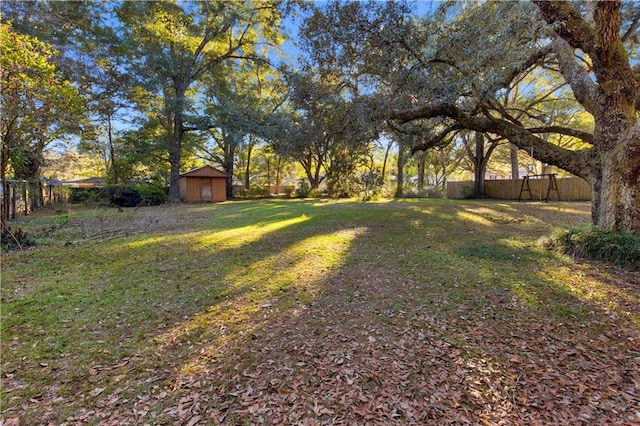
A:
[89, 387, 105, 397]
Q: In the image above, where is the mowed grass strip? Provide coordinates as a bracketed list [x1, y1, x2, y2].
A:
[1, 199, 638, 424]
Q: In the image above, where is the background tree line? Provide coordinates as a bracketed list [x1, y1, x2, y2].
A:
[1, 1, 638, 234]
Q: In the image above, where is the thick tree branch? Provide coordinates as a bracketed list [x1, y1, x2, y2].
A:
[526, 126, 594, 144]
[409, 124, 461, 154]
[622, 13, 640, 42]
[496, 45, 553, 92]
[551, 38, 598, 114]
[533, 0, 595, 54]
[538, 1, 636, 118]
[594, 1, 622, 59]
[387, 103, 590, 178]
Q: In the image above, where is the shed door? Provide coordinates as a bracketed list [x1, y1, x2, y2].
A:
[201, 181, 212, 202]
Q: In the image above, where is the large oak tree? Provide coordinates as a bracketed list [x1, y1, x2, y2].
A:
[302, 0, 640, 234]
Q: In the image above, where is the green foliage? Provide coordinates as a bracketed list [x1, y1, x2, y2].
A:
[103, 184, 167, 207]
[297, 179, 311, 198]
[308, 188, 325, 198]
[283, 187, 294, 198]
[1, 221, 34, 250]
[234, 186, 271, 199]
[0, 19, 86, 181]
[116, 0, 286, 201]
[358, 170, 384, 201]
[326, 162, 359, 199]
[544, 228, 640, 271]
[69, 184, 167, 207]
[69, 188, 102, 204]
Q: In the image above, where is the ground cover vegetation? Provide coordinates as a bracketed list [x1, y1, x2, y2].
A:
[2, 200, 639, 424]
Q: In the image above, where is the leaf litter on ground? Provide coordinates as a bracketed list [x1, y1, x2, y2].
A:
[1, 200, 639, 425]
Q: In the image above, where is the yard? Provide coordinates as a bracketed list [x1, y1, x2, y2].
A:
[1, 199, 639, 424]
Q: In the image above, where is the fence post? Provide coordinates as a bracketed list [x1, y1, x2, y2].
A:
[11, 182, 17, 219]
[22, 182, 28, 216]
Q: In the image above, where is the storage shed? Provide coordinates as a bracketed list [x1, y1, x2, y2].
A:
[179, 165, 229, 202]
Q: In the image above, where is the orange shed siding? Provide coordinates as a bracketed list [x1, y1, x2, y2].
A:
[180, 177, 227, 202]
[179, 165, 229, 202]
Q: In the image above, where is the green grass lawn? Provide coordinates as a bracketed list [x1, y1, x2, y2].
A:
[2, 199, 639, 424]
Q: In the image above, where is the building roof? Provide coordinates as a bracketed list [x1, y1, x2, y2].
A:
[180, 165, 230, 178]
[40, 178, 64, 185]
[63, 177, 106, 188]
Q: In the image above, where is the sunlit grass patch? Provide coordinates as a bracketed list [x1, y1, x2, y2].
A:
[192, 214, 311, 250]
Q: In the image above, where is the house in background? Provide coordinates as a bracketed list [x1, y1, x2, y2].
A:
[63, 177, 105, 188]
[179, 165, 229, 202]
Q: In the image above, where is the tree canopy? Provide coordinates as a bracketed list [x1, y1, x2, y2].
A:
[300, 0, 640, 234]
[0, 18, 85, 183]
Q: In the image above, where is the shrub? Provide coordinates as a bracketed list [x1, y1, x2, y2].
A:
[133, 183, 167, 205]
[543, 227, 640, 271]
[1, 220, 34, 250]
[308, 189, 325, 198]
[102, 183, 167, 207]
[297, 179, 311, 198]
[284, 187, 294, 198]
[402, 189, 429, 199]
[359, 171, 384, 201]
[69, 188, 101, 204]
[234, 186, 271, 199]
[425, 187, 444, 198]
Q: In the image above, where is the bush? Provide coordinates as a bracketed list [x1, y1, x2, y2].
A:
[297, 179, 310, 198]
[133, 183, 167, 205]
[284, 187, 294, 198]
[543, 227, 640, 271]
[402, 189, 429, 199]
[1, 220, 34, 250]
[234, 186, 271, 199]
[69, 188, 101, 204]
[102, 183, 167, 207]
[359, 171, 384, 201]
[308, 189, 325, 198]
[425, 187, 444, 198]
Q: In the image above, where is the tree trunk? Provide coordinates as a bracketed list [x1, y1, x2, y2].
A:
[168, 82, 188, 203]
[594, 122, 640, 233]
[472, 132, 486, 198]
[473, 167, 485, 198]
[275, 156, 282, 194]
[1, 153, 9, 221]
[394, 140, 405, 198]
[244, 143, 253, 189]
[168, 126, 182, 203]
[223, 140, 236, 199]
[107, 113, 118, 184]
[381, 139, 393, 182]
[266, 155, 271, 192]
[417, 151, 425, 191]
[307, 172, 321, 190]
[510, 144, 519, 180]
[533, 1, 639, 234]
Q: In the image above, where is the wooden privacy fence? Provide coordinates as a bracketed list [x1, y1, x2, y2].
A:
[447, 177, 591, 201]
[1, 179, 68, 220]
